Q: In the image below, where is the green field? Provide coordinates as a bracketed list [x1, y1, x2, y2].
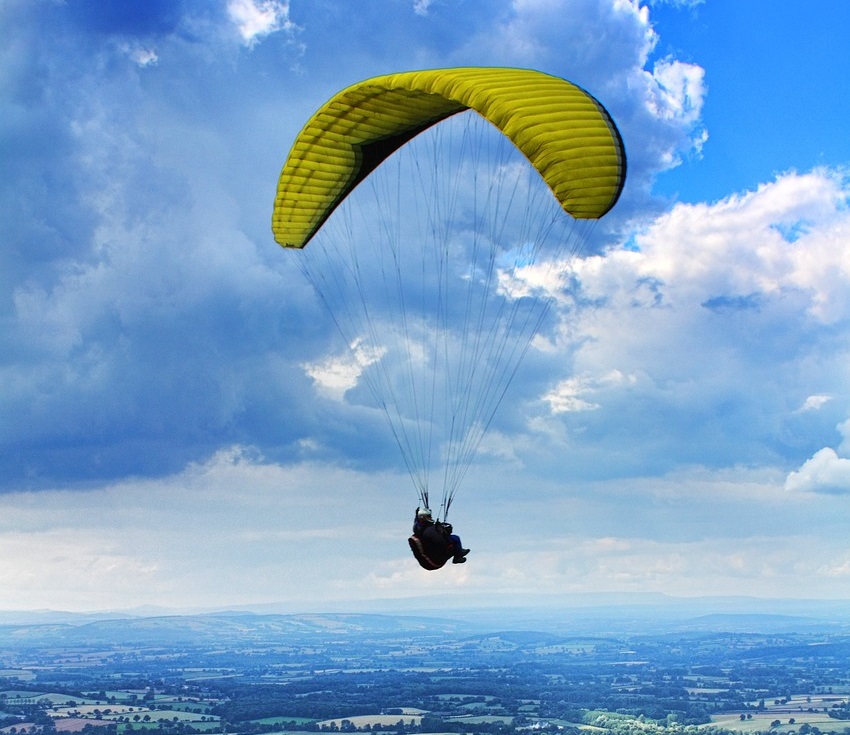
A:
[0, 671, 35, 682]
[316, 714, 423, 728]
[710, 711, 846, 733]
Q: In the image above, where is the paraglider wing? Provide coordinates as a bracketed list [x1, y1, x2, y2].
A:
[272, 67, 627, 523]
[272, 67, 626, 249]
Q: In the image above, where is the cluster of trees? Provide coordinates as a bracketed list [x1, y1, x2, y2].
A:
[205, 665, 722, 726]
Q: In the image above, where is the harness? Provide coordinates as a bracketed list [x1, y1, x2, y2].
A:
[408, 534, 446, 571]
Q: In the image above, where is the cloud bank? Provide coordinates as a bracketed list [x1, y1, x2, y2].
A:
[3, 0, 850, 609]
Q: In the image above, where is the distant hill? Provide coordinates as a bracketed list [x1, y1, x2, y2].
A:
[1, 600, 850, 649]
[671, 613, 838, 633]
[0, 612, 470, 647]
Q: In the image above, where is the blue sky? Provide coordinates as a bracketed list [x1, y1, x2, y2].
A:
[649, 1, 850, 203]
[2, 0, 850, 613]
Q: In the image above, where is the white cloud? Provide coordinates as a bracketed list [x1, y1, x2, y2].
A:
[2, 448, 849, 610]
[458, 0, 658, 90]
[0, 531, 162, 610]
[797, 394, 832, 412]
[785, 447, 850, 495]
[582, 170, 850, 319]
[786, 419, 850, 495]
[303, 339, 386, 401]
[497, 258, 573, 302]
[117, 43, 159, 67]
[0, 449, 410, 611]
[366, 532, 850, 600]
[645, 58, 707, 167]
[543, 370, 635, 414]
[507, 168, 850, 480]
[413, 0, 433, 16]
[666, 171, 850, 324]
[647, 57, 705, 126]
[227, 0, 296, 46]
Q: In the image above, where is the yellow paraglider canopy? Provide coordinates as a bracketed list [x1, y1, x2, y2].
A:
[272, 67, 626, 248]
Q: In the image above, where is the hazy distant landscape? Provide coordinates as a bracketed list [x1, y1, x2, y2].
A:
[2, 604, 850, 735]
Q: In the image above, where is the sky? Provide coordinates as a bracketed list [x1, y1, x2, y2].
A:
[2, 0, 850, 614]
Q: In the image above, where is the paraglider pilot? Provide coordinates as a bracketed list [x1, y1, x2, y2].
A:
[408, 507, 470, 570]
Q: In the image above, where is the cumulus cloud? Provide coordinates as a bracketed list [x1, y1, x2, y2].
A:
[510, 168, 850, 479]
[544, 370, 636, 414]
[227, 0, 297, 46]
[646, 58, 707, 166]
[628, 169, 850, 320]
[797, 394, 832, 413]
[785, 448, 850, 495]
[786, 420, 850, 495]
[117, 42, 159, 66]
[647, 58, 705, 126]
[303, 339, 386, 401]
[413, 0, 433, 16]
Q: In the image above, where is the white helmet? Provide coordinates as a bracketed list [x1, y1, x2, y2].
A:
[417, 507, 433, 519]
